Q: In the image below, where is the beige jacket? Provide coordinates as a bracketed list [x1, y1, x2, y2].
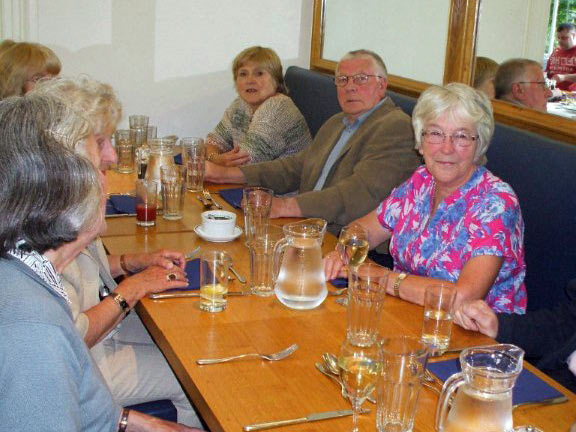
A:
[241, 97, 420, 233]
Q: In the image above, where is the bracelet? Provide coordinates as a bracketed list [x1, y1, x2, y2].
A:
[119, 254, 131, 275]
[393, 272, 407, 298]
[110, 292, 130, 316]
[206, 152, 217, 162]
[118, 408, 130, 432]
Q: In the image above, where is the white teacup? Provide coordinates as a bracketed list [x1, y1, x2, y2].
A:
[201, 210, 236, 238]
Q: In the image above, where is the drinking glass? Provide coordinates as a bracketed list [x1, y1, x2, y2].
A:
[337, 224, 369, 268]
[347, 262, 388, 346]
[129, 115, 149, 148]
[135, 179, 158, 227]
[199, 251, 231, 312]
[377, 336, 429, 432]
[242, 187, 273, 246]
[338, 338, 381, 432]
[114, 129, 134, 173]
[181, 137, 205, 192]
[421, 284, 456, 354]
[160, 165, 186, 220]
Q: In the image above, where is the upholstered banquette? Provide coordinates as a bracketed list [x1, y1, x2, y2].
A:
[285, 66, 576, 311]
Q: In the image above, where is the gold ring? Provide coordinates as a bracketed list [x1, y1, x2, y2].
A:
[166, 273, 177, 281]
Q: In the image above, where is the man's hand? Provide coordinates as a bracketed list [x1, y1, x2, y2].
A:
[270, 196, 302, 219]
[454, 300, 499, 339]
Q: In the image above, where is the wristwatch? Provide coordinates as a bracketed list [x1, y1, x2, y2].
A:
[110, 292, 130, 316]
[393, 272, 407, 298]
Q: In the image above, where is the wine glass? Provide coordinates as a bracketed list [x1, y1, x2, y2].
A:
[338, 338, 381, 432]
[336, 224, 369, 268]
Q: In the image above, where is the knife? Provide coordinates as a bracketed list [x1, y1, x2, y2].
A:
[513, 395, 568, 409]
[148, 291, 245, 299]
[243, 408, 369, 431]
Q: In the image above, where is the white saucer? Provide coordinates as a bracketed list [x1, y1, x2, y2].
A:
[194, 224, 242, 243]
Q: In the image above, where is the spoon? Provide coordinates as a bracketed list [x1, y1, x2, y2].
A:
[328, 287, 347, 296]
[321, 353, 377, 404]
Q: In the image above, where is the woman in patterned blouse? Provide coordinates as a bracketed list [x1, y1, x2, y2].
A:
[324, 83, 527, 314]
[205, 46, 311, 166]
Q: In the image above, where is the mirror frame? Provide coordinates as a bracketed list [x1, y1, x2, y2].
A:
[311, 0, 575, 143]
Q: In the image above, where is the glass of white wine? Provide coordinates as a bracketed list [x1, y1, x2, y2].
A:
[338, 338, 381, 432]
[337, 224, 369, 268]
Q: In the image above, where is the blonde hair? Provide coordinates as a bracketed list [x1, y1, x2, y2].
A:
[0, 41, 61, 99]
[34, 75, 122, 136]
[232, 46, 287, 94]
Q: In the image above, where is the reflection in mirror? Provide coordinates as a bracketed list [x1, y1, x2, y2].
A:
[475, 0, 576, 121]
[322, 0, 451, 85]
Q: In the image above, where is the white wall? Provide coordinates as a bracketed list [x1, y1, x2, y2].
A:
[1, 0, 313, 138]
[476, 0, 551, 64]
[322, 0, 451, 85]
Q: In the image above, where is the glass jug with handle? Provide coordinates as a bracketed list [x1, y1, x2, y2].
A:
[273, 218, 327, 310]
[435, 344, 524, 432]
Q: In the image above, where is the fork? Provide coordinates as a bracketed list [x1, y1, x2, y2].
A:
[196, 343, 298, 365]
[202, 189, 222, 209]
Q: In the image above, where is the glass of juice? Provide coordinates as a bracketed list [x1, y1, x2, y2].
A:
[135, 179, 158, 227]
[199, 251, 231, 312]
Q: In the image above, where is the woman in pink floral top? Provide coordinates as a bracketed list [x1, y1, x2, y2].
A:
[324, 83, 526, 314]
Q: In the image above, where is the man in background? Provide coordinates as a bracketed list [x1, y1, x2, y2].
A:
[495, 58, 552, 112]
[546, 23, 576, 91]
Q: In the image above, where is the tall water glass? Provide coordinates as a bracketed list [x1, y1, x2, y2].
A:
[421, 284, 456, 354]
[129, 115, 149, 148]
[242, 187, 273, 246]
[200, 251, 231, 312]
[161, 165, 186, 220]
[347, 263, 388, 346]
[377, 336, 429, 432]
[249, 234, 279, 297]
[114, 129, 134, 173]
[181, 137, 205, 192]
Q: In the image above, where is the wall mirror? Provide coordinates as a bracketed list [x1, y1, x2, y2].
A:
[311, 0, 575, 143]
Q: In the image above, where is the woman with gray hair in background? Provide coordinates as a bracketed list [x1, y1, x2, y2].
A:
[324, 83, 526, 314]
[33, 76, 202, 428]
[0, 94, 201, 431]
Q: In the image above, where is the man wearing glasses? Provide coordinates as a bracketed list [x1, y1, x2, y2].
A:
[205, 49, 420, 234]
[546, 23, 576, 92]
[494, 58, 552, 112]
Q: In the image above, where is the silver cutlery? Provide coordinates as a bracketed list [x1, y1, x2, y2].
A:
[202, 189, 223, 209]
[328, 287, 347, 296]
[196, 195, 211, 208]
[149, 291, 244, 299]
[512, 395, 568, 410]
[196, 343, 298, 365]
[229, 265, 246, 284]
[335, 297, 349, 307]
[243, 408, 369, 431]
[184, 246, 201, 261]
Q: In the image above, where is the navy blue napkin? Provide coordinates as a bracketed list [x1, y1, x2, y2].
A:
[330, 277, 348, 288]
[219, 187, 243, 209]
[166, 258, 204, 291]
[174, 153, 183, 165]
[427, 358, 564, 406]
[106, 195, 136, 215]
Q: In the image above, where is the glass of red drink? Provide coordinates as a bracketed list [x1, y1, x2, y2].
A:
[135, 179, 158, 227]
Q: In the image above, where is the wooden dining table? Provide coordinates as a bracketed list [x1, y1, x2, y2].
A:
[103, 171, 576, 432]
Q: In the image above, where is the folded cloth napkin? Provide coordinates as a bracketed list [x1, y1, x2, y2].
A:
[106, 195, 136, 215]
[330, 277, 348, 288]
[166, 258, 203, 291]
[219, 187, 243, 209]
[173, 153, 183, 165]
[427, 358, 564, 406]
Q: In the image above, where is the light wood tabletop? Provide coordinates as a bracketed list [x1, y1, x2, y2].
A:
[103, 170, 576, 432]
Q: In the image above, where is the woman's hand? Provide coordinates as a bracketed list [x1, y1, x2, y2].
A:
[212, 147, 251, 167]
[116, 265, 189, 307]
[454, 299, 499, 339]
[323, 250, 347, 281]
[120, 249, 186, 274]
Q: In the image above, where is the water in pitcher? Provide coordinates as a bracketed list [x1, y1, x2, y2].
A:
[274, 237, 327, 309]
[445, 385, 513, 432]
